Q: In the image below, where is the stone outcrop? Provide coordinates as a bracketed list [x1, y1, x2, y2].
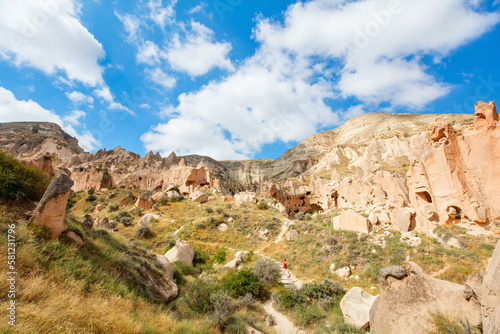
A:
[164, 241, 195, 266]
[482, 240, 500, 334]
[141, 267, 178, 302]
[234, 192, 257, 206]
[139, 214, 159, 225]
[30, 170, 74, 239]
[135, 194, 154, 210]
[189, 189, 208, 203]
[120, 192, 135, 207]
[370, 262, 482, 334]
[156, 254, 174, 280]
[81, 214, 94, 230]
[340, 287, 378, 330]
[336, 210, 371, 234]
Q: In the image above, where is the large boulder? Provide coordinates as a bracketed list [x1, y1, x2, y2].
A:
[30, 171, 74, 239]
[135, 193, 154, 210]
[141, 267, 178, 302]
[340, 287, 378, 330]
[338, 210, 371, 233]
[189, 189, 208, 203]
[139, 213, 159, 225]
[234, 192, 257, 206]
[120, 192, 135, 207]
[370, 262, 482, 334]
[151, 192, 167, 203]
[156, 254, 174, 280]
[287, 229, 299, 241]
[81, 214, 94, 230]
[164, 241, 195, 266]
[482, 240, 500, 334]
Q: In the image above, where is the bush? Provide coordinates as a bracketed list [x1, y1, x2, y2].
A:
[294, 303, 326, 327]
[253, 258, 281, 286]
[183, 279, 221, 314]
[165, 237, 176, 252]
[158, 197, 168, 205]
[87, 188, 95, 195]
[222, 269, 266, 298]
[66, 196, 77, 209]
[173, 261, 202, 280]
[86, 195, 97, 202]
[135, 226, 154, 239]
[135, 207, 144, 216]
[27, 223, 52, 241]
[294, 212, 312, 221]
[167, 185, 180, 193]
[193, 250, 210, 266]
[205, 207, 214, 214]
[109, 204, 119, 212]
[209, 291, 235, 329]
[0, 150, 50, 201]
[120, 217, 133, 227]
[214, 249, 227, 264]
[430, 312, 480, 334]
[256, 202, 268, 210]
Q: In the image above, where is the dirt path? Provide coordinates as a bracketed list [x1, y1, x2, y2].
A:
[262, 300, 305, 334]
[172, 225, 183, 241]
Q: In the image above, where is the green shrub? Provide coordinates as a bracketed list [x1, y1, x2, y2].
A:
[0, 150, 50, 201]
[173, 261, 202, 280]
[429, 312, 480, 334]
[205, 207, 214, 214]
[86, 194, 97, 202]
[221, 269, 266, 298]
[253, 258, 281, 286]
[167, 185, 180, 193]
[119, 185, 126, 189]
[120, 217, 133, 227]
[209, 291, 235, 329]
[294, 303, 326, 327]
[135, 226, 154, 239]
[183, 278, 221, 314]
[165, 237, 176, 252]
[109, 204, 119, 212]
[214, 249, 227, 264]
[256, 202, 268, 210]
[66, 196, 77, 209]
[295, 212, 312, 221]
[87, 188, 95, 195]
[158, 197, 168, 205]
[193, 250, 210, 266]
[135, 208, 144, 216]
[27, 223, 52, 241]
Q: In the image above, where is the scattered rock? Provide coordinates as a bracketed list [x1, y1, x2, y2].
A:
[81, 214, 94, 230]
[120, 192, 135, 207]
[223, 251, 246, 270]
[340, 287, 378, 330]
[165, 241, 195, 266]
[139, 213, 158, 225]
[30, 171, 74, 239]
[234, 192, 257, 206]
[189, 189, 208, 203]
[94, 204, 104, 213]
[266, 316, 274, 326]
[97, 217, 112, 229]
[218, 223, 229, 232]
[61, 231, 84, 246]
[287, 229, 299, 241]
[335, 267, 351, 279]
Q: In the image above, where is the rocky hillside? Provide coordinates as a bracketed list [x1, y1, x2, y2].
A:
[1, 101, 498, 236]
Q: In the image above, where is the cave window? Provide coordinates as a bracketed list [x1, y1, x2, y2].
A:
[416, 191, 432, 204]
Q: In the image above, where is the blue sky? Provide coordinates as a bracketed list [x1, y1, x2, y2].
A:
[0, 0, 499, 160]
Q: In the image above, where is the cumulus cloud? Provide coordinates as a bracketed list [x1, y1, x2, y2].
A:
[136, 41, 161, 65]
[254, 0, 500, 107]
[146, 68, 176, 89]
[0, 86, 99, 151]
[148, 0, 177, 28]
[163, 21, 234, 77]
[65, 91, 94, 105]
[0, 0, 106, 86]
[142, 0, 500, 159]
[93, 86, 134, 114]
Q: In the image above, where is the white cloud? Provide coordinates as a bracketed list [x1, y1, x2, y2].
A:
[137, 41, 161, 65]
[115, 11, 141, 41]
[163, 22, 234, 77]
[255, 0, 499, 107]
[142, 48, 338, 160]
[188, 3, 207, 15]
[93, 86, 134, 114]
[0, 86, 99, 151]
[63, 109, 86, 126]
[146, 68, 176, 89]
[142, 0, 500, 159]
[65, 91, 94, 105]
[0, 0, 106, 86]
[148, 0, 177, 28]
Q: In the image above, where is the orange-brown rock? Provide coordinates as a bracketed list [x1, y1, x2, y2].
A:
[370, 262, 482, 334]
[135, 194, 154, 210]
[30, 170, 74, 239]
[120, 192, 135, 208]
[482, 240, 500, 334]
[25, 154, 56, 180]
[474, 100, 498, 131]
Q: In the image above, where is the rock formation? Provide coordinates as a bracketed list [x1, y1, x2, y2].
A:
[30, 170, 74, 239]
[164, 241, 195, 266]
[340, 287, 378, 330]
[370, 262, 482, 334]
[482, 240, 500, 334]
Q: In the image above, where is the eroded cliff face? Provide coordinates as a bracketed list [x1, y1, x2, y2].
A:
[2, 102, 497, 233]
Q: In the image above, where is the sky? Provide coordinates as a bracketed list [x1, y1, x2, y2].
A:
[0, 0, 499, 160]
